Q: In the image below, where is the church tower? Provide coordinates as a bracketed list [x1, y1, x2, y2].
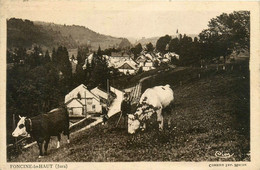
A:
[176, 29, 181, 39]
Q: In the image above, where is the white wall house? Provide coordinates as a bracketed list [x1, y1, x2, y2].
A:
[65, 84, 102, 116]
[82, 53, 94, 70]
[142, 60, 155, 71]
[66, 99, 84, 116]
[117, 62, 136, 75]
[91, 87, 109, 101]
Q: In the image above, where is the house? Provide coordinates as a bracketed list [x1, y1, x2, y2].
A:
[135, 53, 156, 71]
[145, 53, 154, 61]
[163, 52, 180, 62]
[90, 87, 109, 103]
[136, 54, 147, 67]
[111, 52, 131, 58]
[117, 62, 136, 75]
[70, 59, 78, 74]
[83, 53, 94, 70]
[142, 60, 155, 71]
[66, 99, 84, 116]
[107, 52, 132, 68]
[65, 84, 102, 116]
[106, 52, 137, 70]
[68, 48, 78, 59]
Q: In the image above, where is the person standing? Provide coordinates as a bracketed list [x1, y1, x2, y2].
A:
[102, 104, 109, 125]
[120, 93, 131, 127]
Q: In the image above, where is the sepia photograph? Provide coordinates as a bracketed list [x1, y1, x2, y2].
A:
[0, 1, 260, 169]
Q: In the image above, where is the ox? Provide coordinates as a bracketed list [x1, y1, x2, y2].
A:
[12, 107, 70, 158]
[128, 84, 174, 134]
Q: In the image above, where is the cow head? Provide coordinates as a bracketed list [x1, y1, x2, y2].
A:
[128, 103, 159, 134]
[128, 114, 141, 134]
[12, 116, 30, 137]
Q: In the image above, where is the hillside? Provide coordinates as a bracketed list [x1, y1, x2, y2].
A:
[35, 21, 130, 50]
[9, 61, 250, 162]
[7, 18, 78, 51]
[7, 18, 132, 51]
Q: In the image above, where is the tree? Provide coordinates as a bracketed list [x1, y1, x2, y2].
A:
[156, 35, 171, 53]
[25, 46, 43, 68]
[130, 43, 143, 59]
[52, 48, 57, 63]
[97, 45, 102, 57]
[199, 11, 250, 63]
[88, 53, 110, 89]
[76, 46, 89, 66]
[135, 43, 143, 54]
[43, 50, 51, 64]
[146, 42, 154, 52]
[137, 67, 143, 74]
[56, 46, 72, 80]
[168, 38, 180, 54]
[178, 35, 194, 66]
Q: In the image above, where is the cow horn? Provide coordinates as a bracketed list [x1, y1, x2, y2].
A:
[19, 115, 22, 119]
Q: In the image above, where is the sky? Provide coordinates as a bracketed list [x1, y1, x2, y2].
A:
[3, 1, 234, 39]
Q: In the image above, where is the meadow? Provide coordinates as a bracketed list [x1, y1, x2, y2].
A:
[9, 60, 250, 162]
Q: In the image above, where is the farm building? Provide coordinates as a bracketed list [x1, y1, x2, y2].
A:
[117, 62, 137, 75]
[65, 84, 102, 116]
[90, 87, 109, 103]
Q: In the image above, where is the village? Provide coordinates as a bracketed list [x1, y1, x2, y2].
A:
[65, 48, 179, 119]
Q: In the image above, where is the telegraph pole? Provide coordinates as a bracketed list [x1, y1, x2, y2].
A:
[84, 91, 87, 117]
[13, 114, 17, 149]
[107, 79, 110, 106]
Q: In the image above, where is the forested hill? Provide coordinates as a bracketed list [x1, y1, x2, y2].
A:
[7, 18, 78, 50]
[34, 21, 130, 50]
[7, 18, 132, 51]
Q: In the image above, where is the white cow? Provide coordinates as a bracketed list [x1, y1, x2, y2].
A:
[128, 84, 174, 134]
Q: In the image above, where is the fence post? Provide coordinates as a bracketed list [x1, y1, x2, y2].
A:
[13, 114, 17, 150]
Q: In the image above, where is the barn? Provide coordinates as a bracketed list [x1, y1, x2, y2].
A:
[65, 84, 102, 116]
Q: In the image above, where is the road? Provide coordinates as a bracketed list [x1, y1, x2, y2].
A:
[107, 87, 124, 117]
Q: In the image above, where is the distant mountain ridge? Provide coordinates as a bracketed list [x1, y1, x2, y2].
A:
[7, 18, 132, 51]
[135, 34, 198, 46]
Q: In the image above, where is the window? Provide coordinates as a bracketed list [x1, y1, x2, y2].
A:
[77, 92, 81, 99]
[68, 108, 73, 115]
[86, 98, 92, 105]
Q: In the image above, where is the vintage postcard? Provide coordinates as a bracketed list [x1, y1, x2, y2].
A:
[0, 0, 259, 170]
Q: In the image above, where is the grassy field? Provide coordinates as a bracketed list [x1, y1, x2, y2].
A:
[9, 61, 250, 162]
